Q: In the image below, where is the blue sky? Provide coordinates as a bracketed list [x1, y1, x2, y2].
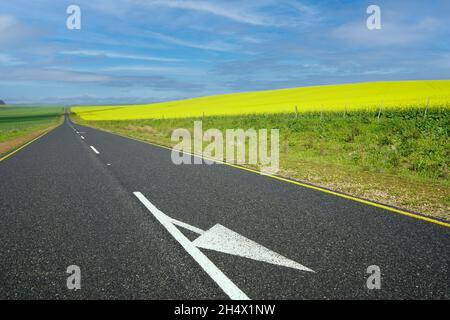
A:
[0, 0, 449, 105]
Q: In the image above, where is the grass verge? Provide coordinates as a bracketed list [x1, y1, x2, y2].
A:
[0, 106, 63, 157]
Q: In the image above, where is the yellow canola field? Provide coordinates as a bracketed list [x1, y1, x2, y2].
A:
[73, 80, 450, 120]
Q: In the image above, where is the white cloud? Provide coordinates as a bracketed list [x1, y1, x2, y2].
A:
[332, 17, 443, 46]
[142, 0, 276, 26]
[0, 53, 23, 66]
[101, 65, 204, 76]
[0, 68, 111, 83]
[145, 31, 236, 51]
[0, 15, 15, 31]
[429, 53, 450, 69]
[0, 15, 35, 45]
[59, 50, 183, 62]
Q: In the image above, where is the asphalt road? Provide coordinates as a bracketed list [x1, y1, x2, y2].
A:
[0, 114, 448, 299]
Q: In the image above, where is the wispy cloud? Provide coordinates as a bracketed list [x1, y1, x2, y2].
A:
[0, 14, 14, 30]
[145, 31, 236, 52]
[1, 66, 203, 91]
[142, 0, 277, 26]
[101, 65, 205, 76]
[1, 67, 111, 83]
[0, 15, 36, 45]
[131, 0, 320, 27]
[0, 53, 23, 66]
[0, 0, 449, 104]
[59, 50, 182, 62]
[332, 17, 443, 47]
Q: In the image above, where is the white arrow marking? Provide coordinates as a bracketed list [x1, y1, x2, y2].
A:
[134, 192, 250, 300]
[170, 217, 205, 235]
[134, 192, 315, 300]
[192, 224, 314, 272]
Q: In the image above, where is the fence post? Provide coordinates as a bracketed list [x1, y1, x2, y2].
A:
[295, 105, 298, 119]
[377, 100, 383, 121]
[424, 97, 430, 118]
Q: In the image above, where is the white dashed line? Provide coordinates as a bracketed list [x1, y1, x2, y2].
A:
[133, 191, 250, 300]
[81, 136, 85, 140]
[90, 146, 100, 154]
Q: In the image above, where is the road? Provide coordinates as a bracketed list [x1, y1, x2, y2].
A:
[0, 114, 449, 299]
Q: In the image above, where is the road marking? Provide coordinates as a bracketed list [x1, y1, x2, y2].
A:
[80, 136, 85, 140]
[171, 217, 313, 272]
[170, 218, 205, 235]
[133, 192, 250, 300]
[0, 126, 60, 162]
[90, 146, 100, 154]
[74, 120, 450, 229]
[193, 224, 314, 272]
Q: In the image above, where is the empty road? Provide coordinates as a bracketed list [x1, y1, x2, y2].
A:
[0, 114, 448, 299]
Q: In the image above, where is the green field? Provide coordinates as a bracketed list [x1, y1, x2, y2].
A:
[0, 106, 63, 154]
[72, 108, 450, 220]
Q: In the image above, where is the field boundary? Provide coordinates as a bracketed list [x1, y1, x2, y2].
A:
[0, 124, 61, 162]
[71, 116, 450, 229]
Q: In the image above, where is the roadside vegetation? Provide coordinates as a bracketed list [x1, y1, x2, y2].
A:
[0, 106, 63, 156]
[72, 107, 450, 221]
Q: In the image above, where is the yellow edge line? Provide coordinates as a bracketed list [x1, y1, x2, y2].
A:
[74, 119, 450, 229]
[0, 125, 60, 162]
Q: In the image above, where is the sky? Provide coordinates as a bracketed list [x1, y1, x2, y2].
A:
[0, 0, 449, 105]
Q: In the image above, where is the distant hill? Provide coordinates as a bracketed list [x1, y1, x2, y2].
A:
[0, 100, 5, 105]
[73, 80, 450, 121]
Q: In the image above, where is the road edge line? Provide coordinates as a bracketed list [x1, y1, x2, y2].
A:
[0, 125, 61, 162]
